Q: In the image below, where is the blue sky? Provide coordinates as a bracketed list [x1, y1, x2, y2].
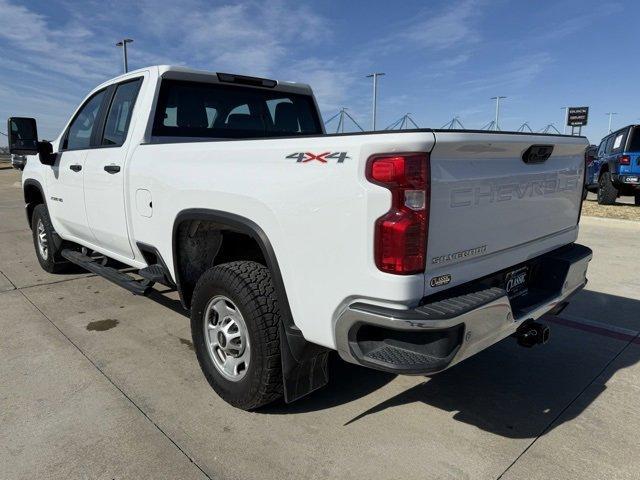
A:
[0, 0, 637, 144]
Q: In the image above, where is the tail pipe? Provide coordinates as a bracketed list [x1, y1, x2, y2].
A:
[515, 321, 550, 348]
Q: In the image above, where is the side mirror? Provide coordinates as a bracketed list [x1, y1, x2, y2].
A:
[7, 117, 56, 166]
[8, 117, 39, 155]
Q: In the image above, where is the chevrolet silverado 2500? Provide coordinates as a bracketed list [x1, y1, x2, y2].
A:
[8, 66, 592, 409]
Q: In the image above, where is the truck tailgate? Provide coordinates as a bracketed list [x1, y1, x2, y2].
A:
[426, 131, 587, 291]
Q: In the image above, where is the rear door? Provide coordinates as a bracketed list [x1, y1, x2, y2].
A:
[47, 88, 108, 241]
[83, 77, 143, 259]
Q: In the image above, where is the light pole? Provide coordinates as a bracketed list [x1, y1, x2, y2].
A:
[490, 96, 506, 131]
[605, 112, 617, 133]
[561, 106, 569, 134]
[366, 72, 385, 131]
[116, 38, 133, 73]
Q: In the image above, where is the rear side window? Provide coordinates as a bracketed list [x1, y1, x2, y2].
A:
[151, 80, 322, 139]
[65, 89, 106, 150]
[611, 128, 628, 154]
[102, 79, 143, 147]
[627, 127, 640, 151]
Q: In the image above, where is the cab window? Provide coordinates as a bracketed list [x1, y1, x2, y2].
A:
[64, 89, 107, 150]
[101, 79, 143, 147]
[151, 79, 322, 139]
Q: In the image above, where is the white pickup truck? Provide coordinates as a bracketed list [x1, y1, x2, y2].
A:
[9, 65, 592, 410]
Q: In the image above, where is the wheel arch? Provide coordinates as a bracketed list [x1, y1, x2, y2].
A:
[171, 209, 287, 312]
[172, 209, 329, 403]
[23, 179, 46, 229]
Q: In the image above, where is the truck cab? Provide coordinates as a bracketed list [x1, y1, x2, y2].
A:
[594, 125, 640, 205]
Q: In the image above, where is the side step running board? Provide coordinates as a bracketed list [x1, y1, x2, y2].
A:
[61, 249, 153, 296]
[138, 264, 175, 288]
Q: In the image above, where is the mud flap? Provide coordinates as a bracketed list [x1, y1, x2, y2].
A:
[279, 323, 330, 403]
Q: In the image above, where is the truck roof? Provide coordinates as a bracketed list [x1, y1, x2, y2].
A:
[98, 65, 314, 96]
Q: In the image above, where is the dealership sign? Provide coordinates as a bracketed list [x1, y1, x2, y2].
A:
[567, 107, 589, 126]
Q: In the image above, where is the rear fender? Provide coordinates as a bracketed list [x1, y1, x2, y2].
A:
[171, 208, 329, 403]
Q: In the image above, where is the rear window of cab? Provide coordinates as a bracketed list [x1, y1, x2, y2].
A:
[151, 79, 322, 139]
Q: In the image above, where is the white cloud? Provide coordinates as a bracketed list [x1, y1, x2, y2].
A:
[366, 0, 482, 57]
[134, 0, 328, 76]
[458, 52, 553, 94]
[0, 0, 119, 81]
[399, 0, 482, 50]
[0, 0, 332, 138]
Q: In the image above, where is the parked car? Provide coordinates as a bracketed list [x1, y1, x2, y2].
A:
[591, 126, 640, 205]
[11, 154, 27, 170]
[8, 65, 592, 410]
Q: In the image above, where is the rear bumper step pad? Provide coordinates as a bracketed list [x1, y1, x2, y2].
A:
[335, 243, 592, 375]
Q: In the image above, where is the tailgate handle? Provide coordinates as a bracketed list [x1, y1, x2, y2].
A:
[522, 145, 554, 164]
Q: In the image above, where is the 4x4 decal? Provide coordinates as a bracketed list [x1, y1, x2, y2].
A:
[286, 152, 350, 163]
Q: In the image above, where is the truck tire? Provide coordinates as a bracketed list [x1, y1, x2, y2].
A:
[31, 204, 68, 273]
[635, 193, 640, 206]
[190, 261, 283, 410]
[597, 172, 618, 205]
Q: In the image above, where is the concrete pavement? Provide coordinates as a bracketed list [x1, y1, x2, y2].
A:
[1, 168, 639, 480]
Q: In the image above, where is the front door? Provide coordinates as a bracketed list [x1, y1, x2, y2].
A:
[47, 89, 107, 241]
[83, 78, 143, 259]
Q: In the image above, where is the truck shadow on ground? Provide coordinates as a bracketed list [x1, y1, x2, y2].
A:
[141, 280, 639, 440]
[266, 290, 640, 440]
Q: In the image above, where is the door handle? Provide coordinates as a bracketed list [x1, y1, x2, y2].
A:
[104, 165, 121, 174]
[69, 164, 82, 172]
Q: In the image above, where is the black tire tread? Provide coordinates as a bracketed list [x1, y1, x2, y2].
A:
[31, 204, 68, 273]
[191, 261, 283, 409]
[597, 172, 618, 205]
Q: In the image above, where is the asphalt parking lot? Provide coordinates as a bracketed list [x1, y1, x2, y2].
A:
[1, 168, 639, 480]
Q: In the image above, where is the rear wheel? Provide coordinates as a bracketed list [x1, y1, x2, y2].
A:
[635, 193, 640, 206]
[597, 172, 618, 205]
[31, 204, 68, 273]
[190, 261, 283, 410]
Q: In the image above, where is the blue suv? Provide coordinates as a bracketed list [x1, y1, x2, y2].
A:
[586, 125, 640, 205]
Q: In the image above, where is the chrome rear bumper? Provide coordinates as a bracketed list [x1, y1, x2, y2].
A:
[335, 244, 592, 374]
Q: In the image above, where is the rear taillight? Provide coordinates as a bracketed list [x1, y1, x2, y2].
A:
[620, 155, 631, 165]
[366, 153, 430, 274]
